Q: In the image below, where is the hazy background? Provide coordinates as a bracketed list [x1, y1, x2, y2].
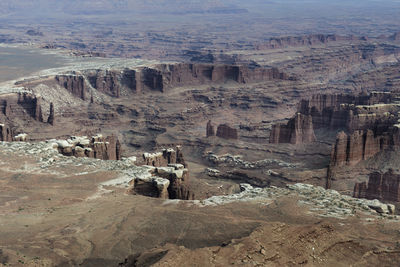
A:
[1, 0, 400, 59]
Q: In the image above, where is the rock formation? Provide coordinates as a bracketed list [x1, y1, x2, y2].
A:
[329, 129, 395, 167]
[53, 63, 291, 99]
[55, 74, 86, 100]
[47, 102, 55, 125]
[353, 182, 367, 199]
[17, 92, 43, 122]
[255, 34, 367, 50]
[206, 120, 215, 137]
[269, 113, 316, 144]
[142, 146, 186, 167]
[216, 124, 238, 139]
[140, 146, 193, 200]
[54, 134, 121, 160]
[354, 169, 400, 202]
[0, 124, 13, 141]
[298, 92, 394, 131]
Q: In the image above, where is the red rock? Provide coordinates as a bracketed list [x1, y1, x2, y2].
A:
[353, 182, 367, 198]
[255, 34, 364, 50]
[141, 146, 193, 200]
[0, 124, 13, 141]
[142, 146, 186, 167]
[354, 170, 400, 202]
[216, 124, 238, 139]
[269, 113, 316, 144]
[17, 93, 43, 122]
[47, 102, 55, 125]
[206, 120, 215, 137]
[58, 134, 122, 160]
[55, 75, 86, 100]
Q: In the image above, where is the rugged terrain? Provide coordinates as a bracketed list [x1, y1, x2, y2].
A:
[1, 1, 400, 265]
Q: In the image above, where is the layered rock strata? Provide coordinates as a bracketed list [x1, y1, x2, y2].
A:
[142, 146, 186, 167]
[329, 129, 395, 167]
[354, 169, 400, 203]
[269, 113, 316, 144]
[206, 120, 215, 137]
[298, 92, 394, 131]
[216, 124, 238, 139]
[54, 134, 121, 160]
[0, 124, 13, 141]
[271, 92, 398, 145]
[255, 34, 368, 50]
[0, 93, 53, 124]
[139, 146, 193, 200]
[52, 63, 291, 99]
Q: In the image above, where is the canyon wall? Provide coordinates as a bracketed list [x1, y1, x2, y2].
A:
[329, 129, 396, 167]
[56, 74, 87, 100]
[206, 120, 215, 137]
[298, 92, 393, 130]
[0, 93, 54, 127]
[255, 34, 368, 50]
[271, 92, 396, 145]
[269, 113, 316, 144]
[0, 124, 13, 141]
[354, 169, 400, 202]
[54, 63, 291, 99]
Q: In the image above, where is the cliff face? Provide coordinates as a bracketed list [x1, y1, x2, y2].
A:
[56, 75, 86, 100]
[55, 63, 290, 99]
[17, 92, 44, 122]
[0, 124, 13, 141]
[329, 129, 395, 167]
[353, 170, 400, 202]
[216, 124, 238, 139]
[298, 93, 393, 130]
[269, 113, 316, 144]
[255, 34, 366, 50]
[270, 92, 395, 145]
[206, 120, 215, 137]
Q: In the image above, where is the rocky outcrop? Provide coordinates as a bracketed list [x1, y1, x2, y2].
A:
[129, 164, 194, 200]
[17, 92, 43, 122]
[55, 63, 290, 99]
[353, 182, 367, 199]
[0, 124, 13, 141]
[55, 74, 86, 100]
[86, 69, 139, 97]
[298, 92, 394, 131]
[269, 113, 316, 144]
[329, 129, 395, 167]
[47, 102, 55, 125]
[216, 124, 238, 139]
[354, 170, 400, 203]
[155, 164, 193, 200]
[13, 133, 27, 142]
[54, 134, 121, 160]
[206, 120, 215, 137]
[140, 146, 193, 200]
[142, 146, 187, 167]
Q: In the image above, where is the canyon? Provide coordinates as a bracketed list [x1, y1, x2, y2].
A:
[1, 2, 400, 264]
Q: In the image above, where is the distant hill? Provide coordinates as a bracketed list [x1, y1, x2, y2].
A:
[0, 0, 247, 16]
